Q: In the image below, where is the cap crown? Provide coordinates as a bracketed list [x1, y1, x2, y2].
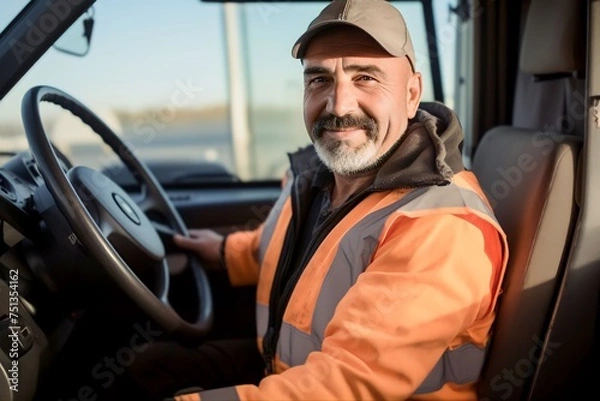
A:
[292, 0, 416, 70]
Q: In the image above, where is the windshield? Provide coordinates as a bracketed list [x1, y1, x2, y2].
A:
[0, 0, 458, 180]
[0, 1, 30, 33]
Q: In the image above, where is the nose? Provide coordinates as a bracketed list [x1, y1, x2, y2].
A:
[326, 80, 358, 117]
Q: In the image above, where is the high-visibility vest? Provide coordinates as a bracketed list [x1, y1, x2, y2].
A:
[218, 170, 508, 400]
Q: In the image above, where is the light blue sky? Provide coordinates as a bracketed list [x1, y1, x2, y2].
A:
[1, 0, 457, 127]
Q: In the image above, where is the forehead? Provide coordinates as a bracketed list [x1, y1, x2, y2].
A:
[303, 26, 392, 61]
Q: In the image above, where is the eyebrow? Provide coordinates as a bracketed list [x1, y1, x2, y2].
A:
[304, 64, 386, 78]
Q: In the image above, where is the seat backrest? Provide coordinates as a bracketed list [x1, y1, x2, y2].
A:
[473, 126, 580, 401]
[474, 0, 586, 398]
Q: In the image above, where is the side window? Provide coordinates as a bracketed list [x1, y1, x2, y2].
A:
[241, 0, 458, 180]
[240, 3, 326, 180]
[0, 1, 459, 182]
[2, 0, 233, 174]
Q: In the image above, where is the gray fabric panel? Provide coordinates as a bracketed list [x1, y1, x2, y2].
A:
[199, 386, 240, 401]
[414, 343, 486, 394]
[259, 179, 293, 265]
[256, 303, 269, 339]
[256, 178, 291, 339]
[512, 70, 567, 131]
[278, 322, 322, 367]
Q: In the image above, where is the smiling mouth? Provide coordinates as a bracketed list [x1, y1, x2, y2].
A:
[324, 128, 364, 139]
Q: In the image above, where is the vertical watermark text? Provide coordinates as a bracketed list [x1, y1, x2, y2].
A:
[6, 269, 20, 393]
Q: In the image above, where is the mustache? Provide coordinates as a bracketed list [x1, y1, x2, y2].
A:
[312, 114, 378, 139]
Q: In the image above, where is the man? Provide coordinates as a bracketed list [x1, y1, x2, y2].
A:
[120, 0, 508, 399]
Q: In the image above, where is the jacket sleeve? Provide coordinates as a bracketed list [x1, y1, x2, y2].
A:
[223, 224, 264, 287]
[176, 212, 505, 401]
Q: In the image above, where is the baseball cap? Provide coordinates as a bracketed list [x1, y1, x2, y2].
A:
[291, 0, 416, 71]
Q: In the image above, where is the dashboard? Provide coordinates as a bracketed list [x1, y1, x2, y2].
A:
[0, 151, 71, 238]
[0, 150, 72, 401]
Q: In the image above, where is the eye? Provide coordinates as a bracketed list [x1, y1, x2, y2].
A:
[306, 76, 329, 88]
[357, 75, 376, 82]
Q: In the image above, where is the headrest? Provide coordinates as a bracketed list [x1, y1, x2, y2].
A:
[519, 0, 585, 76]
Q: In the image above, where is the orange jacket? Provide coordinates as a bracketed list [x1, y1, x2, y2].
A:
[176, 103, 508, 401]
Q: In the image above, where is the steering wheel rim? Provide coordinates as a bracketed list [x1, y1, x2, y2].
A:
[22, 85, 213, 340]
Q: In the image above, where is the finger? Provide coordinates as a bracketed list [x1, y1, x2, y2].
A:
[187, 229, 208, 238]
[172, 234, 198, 249]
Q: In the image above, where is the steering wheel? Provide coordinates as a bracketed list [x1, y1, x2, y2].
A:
[21, 85, 213, 340]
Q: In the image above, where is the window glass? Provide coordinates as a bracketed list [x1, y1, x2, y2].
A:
[433, 0, 460, 109]
[0, 1, 457, 182]
[0, 0, 30, 32]
[1, 0, 231, 172]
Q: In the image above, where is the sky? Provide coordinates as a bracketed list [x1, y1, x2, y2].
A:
[0, 0, 458, 127]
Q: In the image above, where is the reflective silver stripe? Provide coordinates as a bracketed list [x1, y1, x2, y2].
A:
[255, 181, 292, 339]
[274, 183, 498, 392]
[256, 303, 269, 339]
[258, 179, 292, 265]
[198, 386, 240, 401]
[414, 343, 486, 393]
[278, 322, 322, 366]
[401, 182, 497, 221]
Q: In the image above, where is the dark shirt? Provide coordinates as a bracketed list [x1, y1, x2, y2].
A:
[286, 168, 335, 283]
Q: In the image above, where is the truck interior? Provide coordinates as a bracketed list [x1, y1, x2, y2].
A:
[0, 0, 598, 400]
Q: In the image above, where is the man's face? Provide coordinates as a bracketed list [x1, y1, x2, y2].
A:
[303, 27, 422, 176]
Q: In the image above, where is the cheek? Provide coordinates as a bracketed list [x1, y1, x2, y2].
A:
[388, 93, 409, 128]
[365, 99, 398, 133]
[373, 105, 407, 146]
[303, 104, 313, 133]
[384, 115, 407, 138]
[303, 95, 321, 132]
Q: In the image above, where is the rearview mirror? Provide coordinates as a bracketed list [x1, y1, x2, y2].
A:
[53, 9, 94, 57]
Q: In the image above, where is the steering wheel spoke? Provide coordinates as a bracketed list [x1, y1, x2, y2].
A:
[95, 212, 117, 239]
[136, 185, 157, 212]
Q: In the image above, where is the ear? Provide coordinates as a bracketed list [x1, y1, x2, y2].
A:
[406, 71, 422, 119]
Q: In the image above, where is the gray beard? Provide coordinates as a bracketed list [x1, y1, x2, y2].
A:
[314, 132, 405, 176]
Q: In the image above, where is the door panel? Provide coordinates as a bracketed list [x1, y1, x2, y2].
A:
[170, 185, 282, 233]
